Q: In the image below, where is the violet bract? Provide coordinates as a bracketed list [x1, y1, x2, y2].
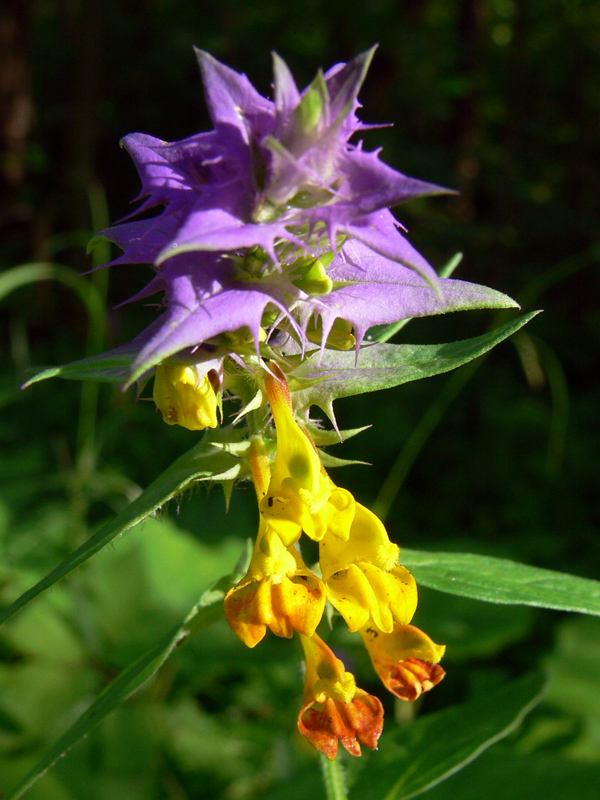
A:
[96, 48, 517, 385]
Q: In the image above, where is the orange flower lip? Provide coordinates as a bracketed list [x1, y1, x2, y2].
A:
[224, 566, 326, 648]
[360, 622, 446, 701]
[382, 657, 446, 702]
[298, 689, 384, 760]
[298, 633, 384, 759]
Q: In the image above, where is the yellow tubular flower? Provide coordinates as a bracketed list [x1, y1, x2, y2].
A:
[153, 364, 219, 430]
[319, 503, 418, 633]
[224, 438, 326, 648]
[360, 622, 446, 701]
[260, 368, 355, 544]
[298, 633, 383, 760]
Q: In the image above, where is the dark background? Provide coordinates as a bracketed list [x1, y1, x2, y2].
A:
[1, 1, 599, 798]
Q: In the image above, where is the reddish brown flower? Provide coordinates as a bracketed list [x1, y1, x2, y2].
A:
[297, 633, 384, 759]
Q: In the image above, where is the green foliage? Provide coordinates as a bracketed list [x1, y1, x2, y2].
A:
[4, 548, 248, 800]
[1, 2, 599, 798]
[349, 672, 546, 800]
[0, 434, 247, 627]
[420, 746, 600, 800]
[23, 343, 142, 387]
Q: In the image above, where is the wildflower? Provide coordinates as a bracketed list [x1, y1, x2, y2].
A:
[224, 437, 326, 647]
[224, 523, 326, 647]
[298, 632, 383, 759]
[96, 50, 518, 385]
[260, 369, 355, 545]
[153, 363, 219, 429]
[320, 502, 418, 633]
[360, 622, 446, 701]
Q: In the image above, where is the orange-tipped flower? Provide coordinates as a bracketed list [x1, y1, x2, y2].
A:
[360, 622, 446, 701]
[225, 437, 327, 647]
[298, 633, 384, 760]
[225, 523, 326, 648]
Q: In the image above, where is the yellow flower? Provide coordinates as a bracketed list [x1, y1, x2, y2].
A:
[298, 633, 383, 760]
[153, 364, 219, 430]
[360, 622, 446, 701]
[224, 522, 326, 648]
[260, 369, 355, 545]
[319, 502, 418, 633]
[224, 437, 326, 647]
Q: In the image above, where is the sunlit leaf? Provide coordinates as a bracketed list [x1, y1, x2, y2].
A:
[402, 549, 600, 615]
[23, 343, 139, 387]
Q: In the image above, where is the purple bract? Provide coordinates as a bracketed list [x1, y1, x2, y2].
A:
[99, 48, 516, 383]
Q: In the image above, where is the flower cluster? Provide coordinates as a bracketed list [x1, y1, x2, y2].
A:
[98, 48, 516, 389]
[222, 368, 445, 759]
[96, 48, 518, 759]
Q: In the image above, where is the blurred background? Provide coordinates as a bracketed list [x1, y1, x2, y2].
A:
[0, 1, 599, 798]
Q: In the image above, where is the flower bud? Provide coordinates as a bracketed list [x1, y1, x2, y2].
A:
[291, 256, 334, 297]
[153, 365, 219, 431]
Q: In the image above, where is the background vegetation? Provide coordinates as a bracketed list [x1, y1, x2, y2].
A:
[1, 1, 599, 798]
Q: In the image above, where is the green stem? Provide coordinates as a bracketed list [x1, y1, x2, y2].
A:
[530, 336, 570, 477]
[373, 359, 478, 522]
[319, 754, 348, 800]
[75, 181, 110, 468]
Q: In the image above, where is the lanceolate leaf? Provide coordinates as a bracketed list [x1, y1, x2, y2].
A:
[23, 343, 139, 387]
[402, 549, 600, 615]
[3, 563, 248, 800]
[349, 672, 546, 800]
[0, 435, 245, 627]
[291, 312, 540, 417]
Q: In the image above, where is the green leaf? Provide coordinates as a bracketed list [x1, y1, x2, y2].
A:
[23, 344, 139, 387]
[0, 434, 245, 627]
[291, 312, 540, 418]
[419, 746, 600, 800]
[415, 588, 535, 662]
[402, 549, 600, 615]
[349, 672, 546, 800]
[3, 569, 240, 800]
